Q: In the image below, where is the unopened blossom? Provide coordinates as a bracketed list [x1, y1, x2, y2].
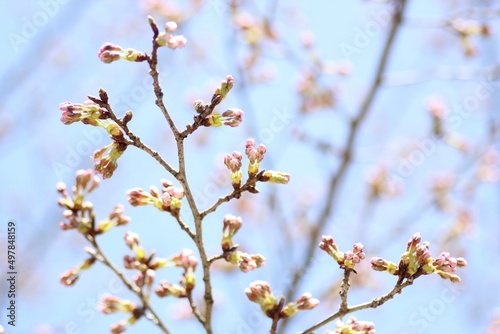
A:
[97, 294, 139, 314]
[320, 236, 365, 270]
[160, 179, 185, 214]
[221, 214, 243, 251]
[93, 142, 127, 179]
[245, 138, 266, 175]
[124, 231, 146, 261]
[370, 257, 398, 275]
[134, 269, 155, 288]
[245, 280, 277, 315]
[97, 43, 147, 63]
[221, 108, 244, 127]
[207, 108, 244, 127]
[155, 20, 187, 50]
[281, 292, 320, 318]
[123, 255, 140, 270]
[110, 320, 127, 334]
[155, 280, 187, 298]
[224, 151, 243, 187]
[214, 75, 234, 101]
[59, 100, 107, 125]
[126, 180, 184, 215]
[371, 233, 467, 283]
[335, 316, 375, 334]
[170, 249, 198, 271]
[260, 170, 291, 184]
[96, 204, 131, 233]
[226, 251, 265, 273]
[59, 257, 96, 286]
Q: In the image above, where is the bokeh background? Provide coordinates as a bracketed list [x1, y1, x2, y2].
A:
[0, 0, 499, 333]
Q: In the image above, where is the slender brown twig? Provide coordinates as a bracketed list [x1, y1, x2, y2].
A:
[300, 278, 415, 334]
[87, 236, 172, 334]
[279, 1, 408, 333]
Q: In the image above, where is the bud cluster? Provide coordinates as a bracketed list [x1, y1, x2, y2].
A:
[370, 233, 467, 283]
[319, 235, 366, 270]
[328, 316, 375, 334]
[57, 169, 130, 234]
[121, 231, 199, 297]
[449, 18, 491, 57]
[59, 257, 96, 286]
[245, 281, 319, 318]
[126, 179, 185, 217]
[60, 96, 128, 180]
[221, 214, 265, 272]
[97, 293, 143, 334]
[98, 43, 148, 64]
[281, 292, 320, 318]
[156, 20, 187, 49]
[59, 100, 108, 125]
[155, 249, 199, 297]
[192, 75, 245, 130]
[224, 138, 291, 189]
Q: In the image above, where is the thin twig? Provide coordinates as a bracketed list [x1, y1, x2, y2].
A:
[300, 278, 414, 334]
[280, 2, 408, 332]
[102, 101, 179, 177]
[87, 236, 171, 334]
[187, 290, 207, 325]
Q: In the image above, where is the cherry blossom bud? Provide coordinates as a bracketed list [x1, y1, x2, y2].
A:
[155, 280, 187, 298]
[245, 280, 277, 315]
[260, 171, 290, 184]
[222, 214, 243, 251]
[165, 21, 178, 33]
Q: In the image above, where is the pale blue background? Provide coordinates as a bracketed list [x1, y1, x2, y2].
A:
[0, 1, 499, 333]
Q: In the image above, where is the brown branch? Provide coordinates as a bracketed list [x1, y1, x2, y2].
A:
[279, 1, 408, 332]
[87, 235, 171, 334]
[100, 100, 179, 178]
[143, 18, 218, 333]
[300, 277, 414, 333]
[147, 19, 180, 138]
[270, 297, 285, 334]
[187, 290, 206, 325]
[200, 176, 261, 218]
[174, 215, 196, 240]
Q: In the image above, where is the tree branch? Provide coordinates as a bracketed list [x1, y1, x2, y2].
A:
[279, 1, 408, 332]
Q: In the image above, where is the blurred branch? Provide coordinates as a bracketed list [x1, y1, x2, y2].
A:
[279, 1, 408, 332]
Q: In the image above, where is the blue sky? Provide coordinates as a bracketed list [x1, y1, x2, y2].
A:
[0, 1, 499, 333]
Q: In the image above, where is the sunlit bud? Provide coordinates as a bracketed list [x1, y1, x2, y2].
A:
[149, 257, 168, 270]
[406, 232, 421, 252]
[123, 255, 140, 270]
[370, 257, 398, 275]
[170, 249, 198, 271]
[155, 280, 187, 298]
[110, 320, 127, 334]
[282, 292, 320, 318]
[245, 280, 277, 316]
[222, 214, 243, 251]
[165, 21, 178, 33]
[127, 188, 153, 206]
[124, 231, 140, 249]
[134, 269, 155, 288]
[98, 43, 147, 63]
[260, 171, 291, 184]
[214, 75, 234, 101]
[221, 108, 244, 127]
